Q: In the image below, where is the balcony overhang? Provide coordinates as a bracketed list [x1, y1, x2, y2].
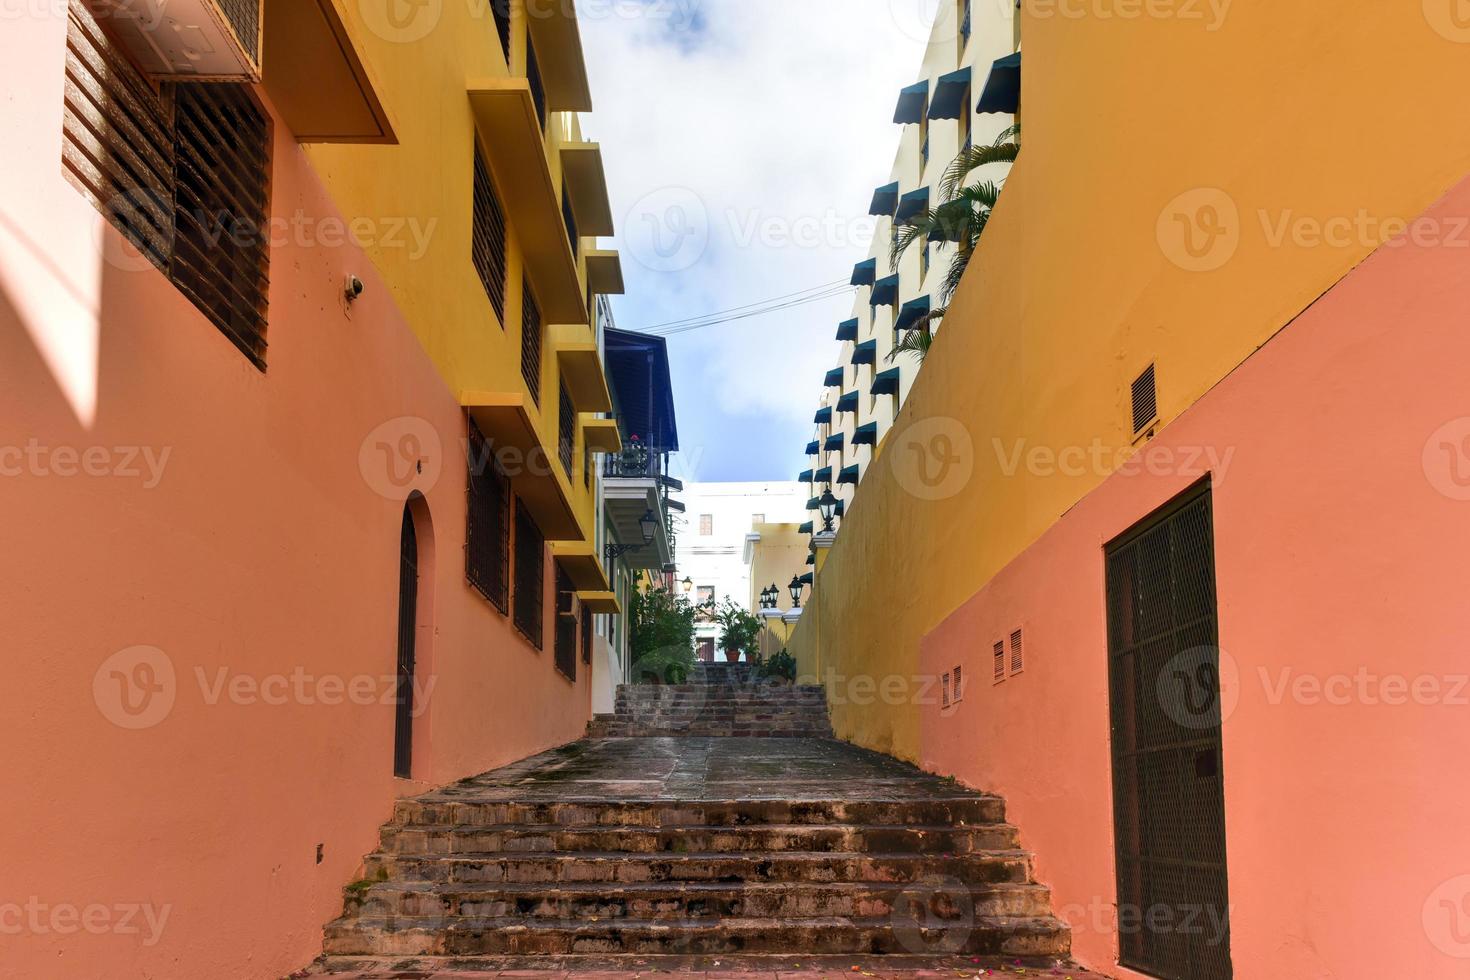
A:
[469, 80, 586, 324]
[261, 0, 396, 143]
[579, 591, 622, 615]
[583, 417, 622, 453]
[526, 3, 593, 112]
[556, 343, 614, 414]
[551, 542, 611, 592]
[604, 482, 672, 570]
[461, 390, 581, 540]
[562, 143, 615, 237]
[586, 249, 625, 295]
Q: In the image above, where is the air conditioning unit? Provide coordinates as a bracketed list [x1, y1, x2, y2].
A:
[557, 588, 579, 621]
[84, 0, 262, 81]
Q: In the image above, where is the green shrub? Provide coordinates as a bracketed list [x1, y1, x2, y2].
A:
[760, 649, 797, 682]
[630, 587, 696, 684]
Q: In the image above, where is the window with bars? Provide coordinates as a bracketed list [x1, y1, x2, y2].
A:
[953, 664, 964, 702]
[1009, 628, 1025, 675]
[527, 36, 547, 129]
[63, 5, 271, 368]
[941, 672, 951, 708]
[491, 0, 511, 62]
[558, 382, 575, 478]
[466, 421, 510, 613]
[521, 278, 543, 403]
[993, 641, 1005, 683]
[473, 145, 509, 326]
[553, 564, 577, 680]
[513, 499, 545, 649]
[699, 514, 713, 536]
[581, 605, 593, 665]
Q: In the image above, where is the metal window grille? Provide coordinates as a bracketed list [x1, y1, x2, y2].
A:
[170, 82, 271, 368]
[473, 146, 509, 325]
[553, 564, 577, 680]
[394, 506, 418, 778]
[559, 382, 575, 477]
[1133, 363, 1159, 433]
[491, 0, 511, 61]
[218, 0, 262, 62]
[1009, 628, 1024, 675]
[1105, 482, 1232, 980]
[562, 180, 579, 258]
[513, 499, 545, 649]
[466, 421, 510, 613]
[527, 37, 547, 129]
[581, 605, 593, 665]
[993, 641, 1005, 683]
[521, 278, 542, 403]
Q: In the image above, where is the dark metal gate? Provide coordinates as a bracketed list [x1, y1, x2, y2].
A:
[1105, 482, 1232, 980]
[394, 506, 418, 779]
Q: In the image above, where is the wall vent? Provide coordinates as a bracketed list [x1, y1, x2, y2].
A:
[993, 641, 1005, 683]
[1009, 628, 1025, 675]
[952, 664, 964, 702]
[941, 672, 952, 708]
[1132, 363, 1158, 434]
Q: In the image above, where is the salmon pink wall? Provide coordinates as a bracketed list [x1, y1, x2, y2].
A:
[919, 175, 1470, 980]
[0, 14, 589, 979]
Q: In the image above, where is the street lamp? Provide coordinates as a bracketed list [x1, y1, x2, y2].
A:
[606, 510, 661, 564]
[639, 508, 660, 545]
[818, 487, 839, 532]
[759, 585, 774, 609]
[681, 576, 693, 594]
[769, 582, 780, 609]
[788, 574, 804, 608]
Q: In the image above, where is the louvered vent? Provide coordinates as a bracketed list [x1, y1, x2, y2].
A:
[1009, 628, 1024, 675]
[941, 672, 951, 708]
[993, 641, 1005, 683]
[952, 664, 963, 702]
[1132, 363, 1158, 434]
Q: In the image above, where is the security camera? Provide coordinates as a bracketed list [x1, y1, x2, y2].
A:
[344, 275, 365, 302]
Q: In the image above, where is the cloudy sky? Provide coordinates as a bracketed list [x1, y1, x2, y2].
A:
[578, 0, 935, 482]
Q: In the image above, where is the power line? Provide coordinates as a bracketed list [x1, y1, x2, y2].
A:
[636, 279, 856, 337]
[639, 278, 849, 331]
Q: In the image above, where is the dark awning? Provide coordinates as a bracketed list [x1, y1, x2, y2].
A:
[824, 368, 845, 387]
[836, 318, 859, 341]
[977, 52, 1021, 114]
[850, 257, 877, 286]
[893, 80, 928, 124]
[872, 368, 901, 396]
[870, 274, 900, 307]
[896, 294, 931, 333]
[837, 390, 859, 414]
[869, 181, 900, 216]
[798, 521, 814, 535]
[798, 469, 814, 483]
[814, 406, 832, 425]
[928, 67, 972, 119]
[799, 571, 814, 585]
[895, 186, 930, 225]
[605, 327, 679, 451]
[805, 440, 821, 455]
[851, 340, 877, 366]
[806, 553, 816, 566]
[852, 422, 879, 446]
[835, 499, 846, 517]
[814, 466, 833, 482]
[824, 432, 844, 452]
[806, 496, 820, 510]
[837, 464, 860, 485]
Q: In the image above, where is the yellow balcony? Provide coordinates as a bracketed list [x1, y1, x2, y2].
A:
[526, 3, 592, 112]
[582, 417, 622, 454]
[578, 592, 622, 615]
[550, 542, 611, 592]
[586, 249, 625, 295]
[468, 79, 586, 324]
[262, 0, 396, 143]
[561, 142, 614, 237]
[462, 390, 581, 540]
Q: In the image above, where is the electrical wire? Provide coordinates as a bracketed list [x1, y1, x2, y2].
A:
[636, 279, 856, 337]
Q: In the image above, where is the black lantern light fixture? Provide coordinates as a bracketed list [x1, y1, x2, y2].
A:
[788, 574, 804, 608]
[681, 575, 693, 594]
[818, 487, 839, 532]
[606, 508, 663, 563]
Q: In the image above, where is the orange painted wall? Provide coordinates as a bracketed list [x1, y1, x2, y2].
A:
[919, 175, 1470, 979]
[0, 14, 588, 979]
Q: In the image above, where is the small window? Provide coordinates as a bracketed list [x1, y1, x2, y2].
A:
[553, 563, 577, 680]
[1009, 628, 1025, 675]
[993, 641, 1005, 683]
[466, 421, 511, 613]
[513, 499, 545, 649]
[699, 514, 713, 536]
[558, 382, 575, 477]
[920, 241, 930, 281]
[1132, 363, 1158, 434]
[521, 278, 543, 404]
[958, 0, 972, 59]
[752, 513, 765, 525]
[562, 179, 579, 259]
[696, 585, 715, 606]
[527, 35, 547, 129]
[580, 605, 593, 665]
[919, 107, 930, 177]
[472, 146, 509, 326]
[952, 664, 964, 702]
[941, 672, 951, 708]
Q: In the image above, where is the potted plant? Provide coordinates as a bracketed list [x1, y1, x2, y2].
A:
[713, 599, 762, 663]
[759, 649, 797, 684]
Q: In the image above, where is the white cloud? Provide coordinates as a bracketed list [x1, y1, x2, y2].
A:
[578, 0, 931, 478]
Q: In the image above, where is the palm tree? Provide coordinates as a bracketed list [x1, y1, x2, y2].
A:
[886, 125, 1019, 363]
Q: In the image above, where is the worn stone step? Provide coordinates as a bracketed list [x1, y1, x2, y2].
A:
[380, 822, 1021, 855]
[362, 849, 1035, 886]
[392, 797, 1007, 829]
[310, 953, 1106, 975]
[356, 879, 1053, 921]
[322, 913, 1071, 957]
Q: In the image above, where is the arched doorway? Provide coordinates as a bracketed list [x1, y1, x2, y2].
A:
[393, 504, 418, 778]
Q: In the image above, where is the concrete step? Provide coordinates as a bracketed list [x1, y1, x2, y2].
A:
[362, 849, 1036, 886]
[379, 822, 1021, 856]
[354, 879, 1054, 921]
[323, 913, 1071, 957]
[391, 797, 1008, 829]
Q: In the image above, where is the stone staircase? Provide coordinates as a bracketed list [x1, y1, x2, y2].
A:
[587, 668, 833, 738]
[314, 669, 1073, 972]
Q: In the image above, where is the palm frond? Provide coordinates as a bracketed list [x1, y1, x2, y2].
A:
[939, 124, 1021, 200]
[887, 324, 938, 363]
